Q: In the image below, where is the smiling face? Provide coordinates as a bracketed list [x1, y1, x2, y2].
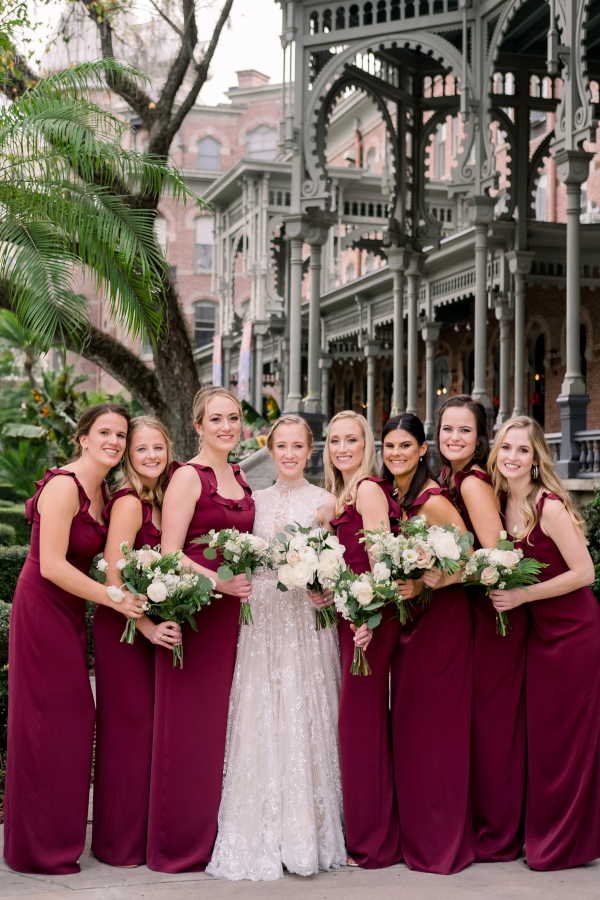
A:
[195, 395, 241, 456]
[129, 426, 168, 488]
[497, 427, 536, 482]
[79, 412, 128, 469]
[270, 423, 311, 481]
[327, 419, 366, 479]
[439, 405, 478, 467]
[382, 428, 428, 483]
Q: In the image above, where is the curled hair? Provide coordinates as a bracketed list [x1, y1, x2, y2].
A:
[435, 394, 489, 495]
[266, 415, 314, 453]
[381, 413, 435, 511]
[71, 403, 131, 460]
[488, 416, 585, 542]
[323, 410, 377, 518]
[118, 416, 173, 506]
[192, 386, 242, 452]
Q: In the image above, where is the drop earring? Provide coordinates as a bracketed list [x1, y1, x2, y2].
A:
[532, 463, 539, 480]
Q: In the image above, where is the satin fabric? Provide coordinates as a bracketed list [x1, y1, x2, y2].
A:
[391, 485, 475, 874]
[517, 492, 600, 870]
[146, 463, 255, 873]
[332, 477, 403, 869]
[4, 470, 108, 874]
[448, 467, 527, 862]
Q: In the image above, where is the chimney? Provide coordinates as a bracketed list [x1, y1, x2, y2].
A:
[236, 69, 270, 89]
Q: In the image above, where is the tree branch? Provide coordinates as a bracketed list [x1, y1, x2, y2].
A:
[0, 46, 39, 100]
[151, 0, 198, 130]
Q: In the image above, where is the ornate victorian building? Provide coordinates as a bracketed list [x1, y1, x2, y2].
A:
[203, 0, 600, 479]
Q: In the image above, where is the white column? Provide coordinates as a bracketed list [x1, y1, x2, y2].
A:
[494, 299, 514, 427]
[420, 321, 441, 437]
[283, 216, 309, 413]
[466, 196, 496, 410]
[319, 354, 333, 419]
[386, 245, 411, 415]
[221, 334, 233, 391]
[506, 251, 534, 417]
[364, 340, 380, 429]
[252, 322, 269, 413]
[406, 253, 425, 416]
[305, 226, 331, 414]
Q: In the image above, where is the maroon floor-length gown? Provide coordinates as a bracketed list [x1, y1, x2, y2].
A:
[391, 485, 474, 875]
[4, 470, 109, 875]
[146, 462, 255, 873]
[446, 467, 527, 862]
[517, 492, 600, 871]
[331, 476, 403, 869]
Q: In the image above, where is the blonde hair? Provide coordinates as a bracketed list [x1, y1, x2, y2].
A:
[323, 410, 377, 517]
[266, 415, 314, 453]
[118, 415, 173, 506]
[488, 416, 585, 542]
[192, 386, 242, 452]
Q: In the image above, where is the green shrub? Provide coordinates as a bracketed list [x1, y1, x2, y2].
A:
[0, 546, 28, 602]
[0, 484, 21, 504]
[0, 505, 30, 545]
[0, 524, 15, 547]
[0, 602, 8, 756]
[584, 487, 600, 601]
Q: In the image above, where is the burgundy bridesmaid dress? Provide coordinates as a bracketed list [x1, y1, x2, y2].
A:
[332, 476, 403, 869]
[517, 492, 600, 871]
[4, 470, 109, 874]
[146, 463, 255, 873]
[390, 485, 474, 874]
[448, 467, 527, 862]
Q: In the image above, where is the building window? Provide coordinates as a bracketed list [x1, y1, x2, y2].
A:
[535, 174, 547, 221]
[193, 301, 216, 349]
[345, 263, 356, 282]
[197, 136, 221, 170]
[246, 125, 278, 161]
[195, 217, 213, 272]
[366, 147, 377, 174]
[435, 122, 446, 179]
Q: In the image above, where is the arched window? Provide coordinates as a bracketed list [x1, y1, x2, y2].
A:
[336, 6, 345, 28]
[535, 174, 548, 221]
[366, 146, 377, 174]
[345, 263, 356, 282]
[193, 301, 216, 349]
[154, 216, 168, 255]
[246, 125, 278, 161]
[531, 333, 545, 427]
[197, 136, 221, 170]
[377, 0, 387, 22]
[364, 2, 373, 25]
[195, 216, 214, 272]
[349, 4, 359, 26]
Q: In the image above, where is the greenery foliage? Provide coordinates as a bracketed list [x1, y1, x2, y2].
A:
[0, 507, 28, 546]
[0, 523, 15, 547]
[584, 487, 600, 601]
[0, 545, 27, 601]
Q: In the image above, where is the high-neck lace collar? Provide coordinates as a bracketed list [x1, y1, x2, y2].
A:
[275, 477, 308, 491]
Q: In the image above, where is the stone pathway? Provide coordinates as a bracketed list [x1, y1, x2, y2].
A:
[0, 829, 598, 900]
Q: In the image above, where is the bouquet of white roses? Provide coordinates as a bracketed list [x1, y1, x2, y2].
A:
[461, 531, 546, 636]
[358, 527, 424, 623]
[100, 543, 218, 666]
[328, 566, 399, 675]
[398, 516, 473, 605]
[192, 528, 272, 625]
[274, 522, 346, 629]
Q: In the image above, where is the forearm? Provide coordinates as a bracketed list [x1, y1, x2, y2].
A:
[135, 614, 155, 641]
[521, 570, 592, 602]
[40, 560, 112, 606]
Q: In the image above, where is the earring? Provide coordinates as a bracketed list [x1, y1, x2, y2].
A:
[532, 464, 539, 480]
[473, 444, 479, 460]
[234, 441, 241, 458]
[419, 456, 423, 463]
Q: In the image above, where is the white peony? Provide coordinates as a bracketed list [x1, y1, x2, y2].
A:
[248, 535, 269, 554]
[428, 531, 461, 561]
[107, 585, 125, 604]
[278, 564, 296, 590]
[489, 549, 506, 565]
[373, 562, 392, 582]
[116, 558, 127, 570]
[317, 549, 341, 580]
[298, 546, 319, 567]
[96, 558, 109, 572]
[289, 535, 306, 552]
[350, 579, 374, 606]
[292, 561, 313, 588]
[326, 535, 346, 558]
[147, 581, 168, 603]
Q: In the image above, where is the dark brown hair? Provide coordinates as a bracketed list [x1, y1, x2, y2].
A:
[71, 403, 131, 460]
[434, 394, 489, 494]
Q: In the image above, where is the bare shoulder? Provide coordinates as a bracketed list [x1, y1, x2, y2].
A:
[539, 494, 568, 523]
[169, 465, 200, 489]
[357, 478, 386, 501]
[460, 472, 496, 503]
[111, 492, 143, 514]
[37, 473, 80, 517]
[421, 491, 453, 514]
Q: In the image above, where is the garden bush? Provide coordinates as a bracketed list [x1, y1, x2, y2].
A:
[0, 602, 8, 755]
[584, 487, 600, 601]
[0, 546, 28, 602]
[0, 484, 21, 504]
[0, 505, 30, 545]
[0, 523, 15, 547]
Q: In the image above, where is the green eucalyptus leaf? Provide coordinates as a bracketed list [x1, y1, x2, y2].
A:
[203, 547, 217, 560]
[217, 565, 233, 581]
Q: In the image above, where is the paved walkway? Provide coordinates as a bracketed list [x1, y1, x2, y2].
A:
[1, 828, 598, 900]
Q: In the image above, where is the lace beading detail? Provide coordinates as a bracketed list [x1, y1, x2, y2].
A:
[206, 480, 346, 881]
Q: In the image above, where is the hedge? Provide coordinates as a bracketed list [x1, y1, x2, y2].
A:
[0, 484, 21, 504]
[0, 524, 15, 547]
[0, 602, 8, 756]
[0, 546, 28, 602]
[0, 505, 30, 546]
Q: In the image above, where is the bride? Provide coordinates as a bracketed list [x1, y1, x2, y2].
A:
[206, 415, 347, 881]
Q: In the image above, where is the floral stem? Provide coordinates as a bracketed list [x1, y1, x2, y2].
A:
[120, 618, 137, 644]
[315, 605, 338, 630]
[239, 601, 254, 626]
[172, 643, 184, 668]
[419, 584, 433, 606]
[496, 610, 512, 637]
[351, 645, 372, 676]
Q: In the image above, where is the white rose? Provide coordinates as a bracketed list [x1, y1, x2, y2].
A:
[248, 535, 268, 554]
[116, 558, 127, 570]
[502, 550, 520, 568]
[289, 535, 306, 552]
[286, 549, 300, 565]
[350, 579, 374, 606]
[499, 530, 508, 542]
[292, 561, 313, 588]
[373, 562, 392, 582]
[278, 564, 296, 590]
[298, 546, 319, 567]
[369, 543, 383, 563]
[96, 558, 109, 572]
[429, 532, 460, 561]
[317, 549, 341, 581]
[147, 581, 168, 603]
[107, 585, 125, 604]
[480, 566, 500, 586]
[138, 548, 162, 567]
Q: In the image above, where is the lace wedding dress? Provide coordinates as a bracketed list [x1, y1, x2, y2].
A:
[206, 478, 346, 881]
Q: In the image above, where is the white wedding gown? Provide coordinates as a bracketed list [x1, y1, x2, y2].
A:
[206, 477, 346, 881]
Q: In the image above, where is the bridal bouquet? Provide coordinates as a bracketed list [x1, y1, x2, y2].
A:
[274, 523, 346, 629]
[103, 544, 218, 666]
[461, 530, 546, 636]
[328, 566, 399, 676]
[193, 528, 272, 625]
[398, 516, 473, 605]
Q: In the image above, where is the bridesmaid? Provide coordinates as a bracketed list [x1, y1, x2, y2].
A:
[319, 409, 402, 869]
[435, 395, 527, 862]
[3, 404, 144, 875]
[383, 413, 474, 874]
[146, 386, 255, 873]
[92, 416, 182, 868]
[488, 417, 600, 871]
